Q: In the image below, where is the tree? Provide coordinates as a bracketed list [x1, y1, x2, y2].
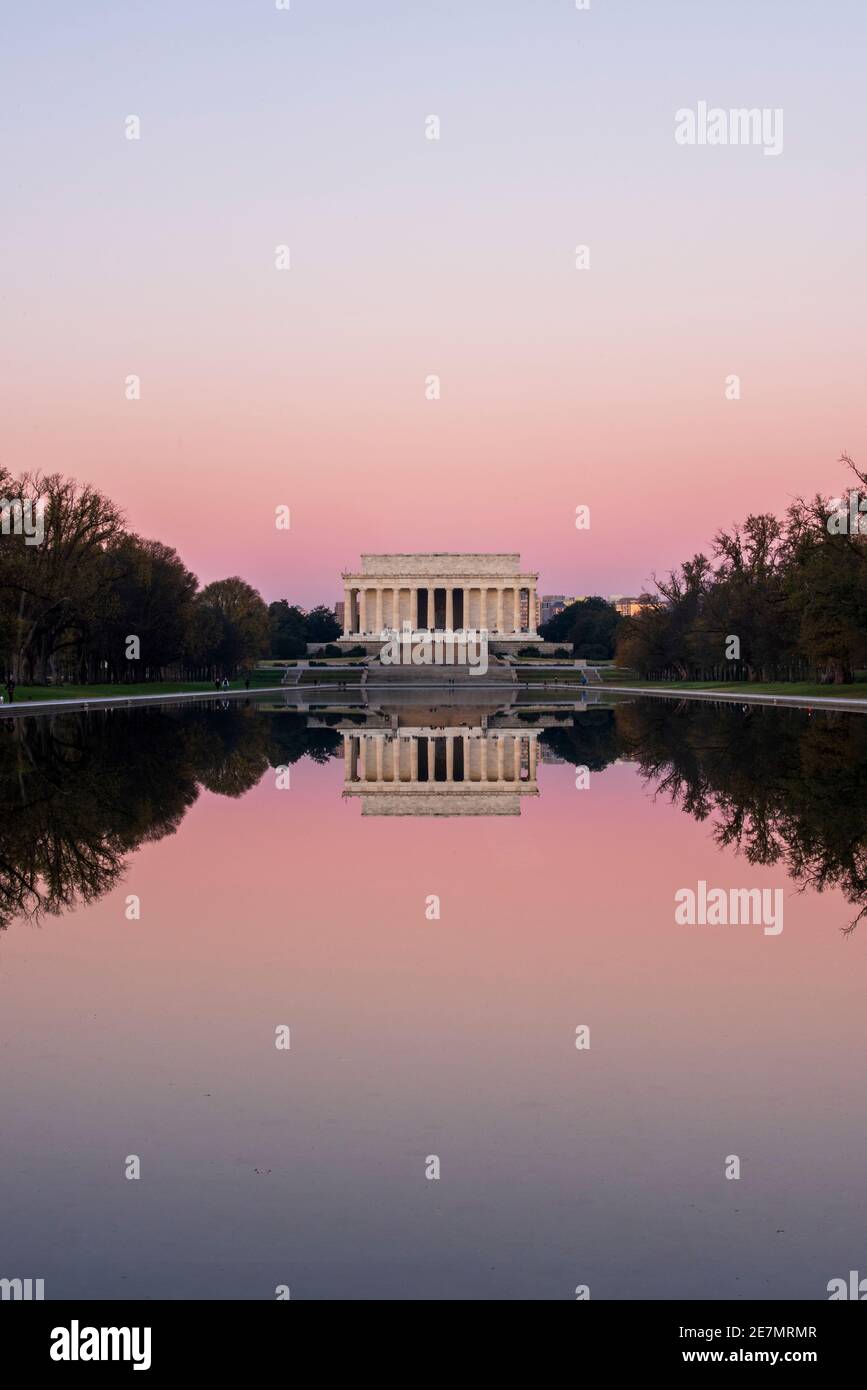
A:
[268, 601, 307, 658]
[785, 521, 867, 684]
[0, 466, 348, 684]
[96, 536, 199, 681]
[785, 455, 867, 682]
[615, 456, 867, 683]
[0, 471, 125, 681]
[540, 597, 621, 658]
[305, 604, 341, 642]
[195, 577, 270, 676]
[707, 515, 792, 681]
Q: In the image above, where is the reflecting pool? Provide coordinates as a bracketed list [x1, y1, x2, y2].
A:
[1, 691, 865, 1299]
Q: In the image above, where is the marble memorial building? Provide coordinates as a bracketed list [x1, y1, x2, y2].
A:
[340, 553, 539, 645]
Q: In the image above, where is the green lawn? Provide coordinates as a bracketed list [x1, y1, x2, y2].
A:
[4, 668, 366, 704]
[11, 673, 864, 704]
[514, 670, 867, 699]
[596, 678, 867, 699]
[6, 678, 288, 704]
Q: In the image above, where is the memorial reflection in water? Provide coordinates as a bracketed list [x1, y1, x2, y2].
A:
[342, 728, 539, 815]
[322, 688, 592, 815]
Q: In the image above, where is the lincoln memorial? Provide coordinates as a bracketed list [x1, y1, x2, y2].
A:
[340, 553, 539, 645]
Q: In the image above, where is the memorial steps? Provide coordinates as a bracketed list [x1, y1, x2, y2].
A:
[365, 654, 516, 687]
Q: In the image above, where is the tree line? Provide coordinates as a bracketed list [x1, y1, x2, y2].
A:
[0, 469, 339, 684]
[617, 456, 867, 683]
[543, 455, 867, 684]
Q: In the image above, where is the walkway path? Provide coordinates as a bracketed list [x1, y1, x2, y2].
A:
[4, 681, 866, 717]
[0, 685, 349, 716]
[582, 683, 867, 713]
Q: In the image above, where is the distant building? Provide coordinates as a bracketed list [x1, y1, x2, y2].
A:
[334, 600, 345, 628]
[610, 595, 652, 618]
[541, 593, 652, 624]
[540, 594, 583, 625]
[541, 595, 565, 625]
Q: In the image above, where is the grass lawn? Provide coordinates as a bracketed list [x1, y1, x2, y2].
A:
[596, 678, 867, 699]
[6, 678, 289, 703]
[514, 670, 867, 699]
[5, 668, 366, 704]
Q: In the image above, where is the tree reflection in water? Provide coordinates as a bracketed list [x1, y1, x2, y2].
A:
[1, 697, 864, 936]
[542, 700, 867, 934]
[0, 702, 339, 929]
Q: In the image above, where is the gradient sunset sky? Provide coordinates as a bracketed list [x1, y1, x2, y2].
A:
[4, 1, 866, 606]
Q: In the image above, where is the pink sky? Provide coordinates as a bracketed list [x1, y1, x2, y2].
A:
[4, 1, 866, 606]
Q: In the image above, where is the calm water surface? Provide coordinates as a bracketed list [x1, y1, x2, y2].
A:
[1, 691, 865, 1299]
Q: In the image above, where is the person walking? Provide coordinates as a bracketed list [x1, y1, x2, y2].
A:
[6, 676, 15, 703]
